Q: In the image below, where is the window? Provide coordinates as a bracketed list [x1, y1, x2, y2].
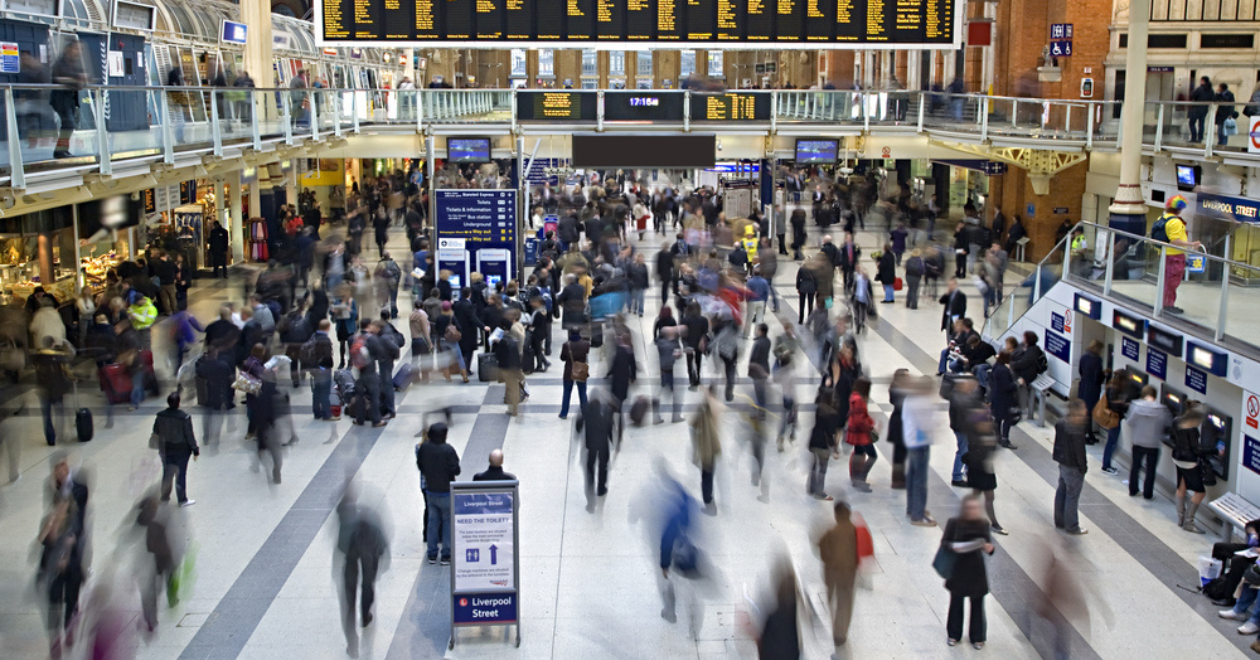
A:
[581, 49, 597, 76]
[510, 49, 527, 77]
[707, 51, 723, 78]
[538, 49, 554, 77]
[1202, 34, 1255, 49]
[1119, 33, 1187, 48]
[680, 50, 696, 78]
[609, 51, 626, 76]
[637, 53, 652, 77]
[581, 79, 597, 89]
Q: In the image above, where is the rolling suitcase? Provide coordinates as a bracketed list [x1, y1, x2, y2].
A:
[477, 352, 499, 383]
[100, 363, 133, 404]
[392, 363, 416, 391]
[73, 381, 93, 442]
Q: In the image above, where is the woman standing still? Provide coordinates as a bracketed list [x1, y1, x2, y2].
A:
[942, 495, 996, 648]
[988, 351, 1019, 450]
[558, 330, 589, 420]
[1078, 340, 1106, 444]
[1172, 406, 1211, 534]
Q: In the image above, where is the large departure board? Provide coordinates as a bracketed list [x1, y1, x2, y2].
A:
[317, 0, 957, 46]
[690, 92, 771, 121]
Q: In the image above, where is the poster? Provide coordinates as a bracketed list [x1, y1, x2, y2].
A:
[452, 491, 516, 592]
[1147, 346, 1168, 380]
[1044, 329, 1070, 363]
[1185, 366, 1208, 395]
[0, 42, 18, 74]
[107, 50, 124, 77]
[1121, 336, 1140, 361]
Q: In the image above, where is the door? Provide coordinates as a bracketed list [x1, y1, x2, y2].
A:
[107, 33, 147, 132]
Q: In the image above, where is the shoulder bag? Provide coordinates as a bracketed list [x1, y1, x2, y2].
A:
[1092, 396, 1120, 430]
[570, 360, 589, 382]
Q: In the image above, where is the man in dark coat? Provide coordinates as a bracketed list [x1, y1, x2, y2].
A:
[336, 484, 389, 657]
[939, 278, 968, 332]
[153, 393, 200, 506]
[195, 348, 235, 451]
[473, 449, 518, 481]
[416, 422, 460, 563]
[577, 391, 615, 508]
[207, 221, 230, 278]
[452, 290, 484, 376]
[1052, 399, 1089, 535]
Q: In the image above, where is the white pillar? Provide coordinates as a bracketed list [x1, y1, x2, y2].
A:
[286, 163, 298, 208]
[983, 3, 996, 95]
[229, 170, 244, 263]
[1108, 0, 1151, 226]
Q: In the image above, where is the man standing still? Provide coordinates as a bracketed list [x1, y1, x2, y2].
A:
[207, 220, 230, 278]
[305, 319, 336, 421]
[1153, 196, 1201, 315]
[415, 423, 460, 565]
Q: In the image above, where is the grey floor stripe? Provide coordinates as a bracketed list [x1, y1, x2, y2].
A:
[385, 411, 513, 659]
[867, 306, 1256, 654]
[176, 425, 385, 660]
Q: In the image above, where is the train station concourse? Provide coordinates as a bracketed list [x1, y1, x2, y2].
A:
[4, 0, 1260, 659]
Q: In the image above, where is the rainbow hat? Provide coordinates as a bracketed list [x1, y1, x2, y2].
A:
[1166, 195, 1188, 212]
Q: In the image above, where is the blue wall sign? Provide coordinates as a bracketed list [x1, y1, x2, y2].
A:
[1045, 329, 1071, 363]
[524, 159, 564, 186]
[436, 189, 518, 287]
[1050, 312, 1065, 333]
[1197, 192, 1260, 223]
[1026, 203, 1035, 217]
[1186, 366, 1209, 394]
[1121, 336, 1140, 361]
[1147, 346, 1168, 380]
[453, 593, 518, 625]
[1243, 435, 1260, 476]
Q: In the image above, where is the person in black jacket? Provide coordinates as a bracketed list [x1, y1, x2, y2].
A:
[876, 245, 897, 303]
[790, 209, 807, 259]
[939, 278, 967, 332]
[352, 323, 387, 428]
[1052, 400, 1089, 535]
[1010, 331, 1045, 418]
[1189, 76, 1214, 143]
[749, 323, 771, 412]
[1173, 406, 1211, 534]
[452, 290, 485, 377]
[492, 319, 524, 417]
[988, 352, 1019, 450]
[795, 267, 817, 324]
[207, 221, 230, 278]
[154, 393, 200, 506]
[473, 449, 518, 481]
[1077, 340, 1106, 444]
[942, 495, 996, 648]
[196, 348, 236, 450]
[578, 391, 615, 510]
[681, 302, 709, 389]
[416, 422, 460, 564]
[655, 242, 675, 309]
[628, 253, 649, 317]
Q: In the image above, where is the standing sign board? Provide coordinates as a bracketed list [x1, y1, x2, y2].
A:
[435, 190, 518, 290]
[450, 481, 521, 648]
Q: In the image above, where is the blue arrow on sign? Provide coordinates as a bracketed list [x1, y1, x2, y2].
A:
[489, 544, 498, 565]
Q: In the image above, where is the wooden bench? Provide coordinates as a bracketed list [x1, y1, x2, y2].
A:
[1207, 492, 1260, 543]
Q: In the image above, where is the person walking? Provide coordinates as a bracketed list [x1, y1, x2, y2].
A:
[578, 390, 615, 508]
[904, 249, 925, 309]
[49, 40, 86, 159]
[691, 389, 722, 512]
[492, 319, 524, 417]
[654, 326, 684, 424]
[415, 422, 459, 565]
[1189, 76, 1214, 143]
[1126, 386, 1169, 500]
[32, 337, 72, 446]
[559, 330, 590, 420]
[948, 378, 982, 488]
[941, 495, 996, 649]
[335, 483, 389, 658]
[681, 301, 709, 389]
[627, 252, 649, 317]
[351, 322, 387, 428]
[153, 393, 199, 507]
[875, 244, 896, 303]
[818, 501, 860, 647]
[966, 410, 1006, 535]
[207, 221, 230, 278]
[903, 377, 936, 526]
[1053, 399, 1090, 535]
[807, 392, 840, 501]
[1215, 82, 1237, 146]
[845, 377, 878, 492]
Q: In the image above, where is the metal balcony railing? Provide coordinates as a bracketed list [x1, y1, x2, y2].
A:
[0, 85, 1254, 189]
[984, 221, 1260, 358]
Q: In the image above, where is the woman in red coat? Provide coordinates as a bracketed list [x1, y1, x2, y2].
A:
[846, 377, 878, 492]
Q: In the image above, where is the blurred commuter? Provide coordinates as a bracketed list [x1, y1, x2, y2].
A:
[1052, 400, 1089, 535]
[845, 377, 878, 492]
[33, 336, 72, 446]
[691, 389, 722, 512]
[579, 389, 616, 510]
[903, 376, 936, 526]
[50, 40, 86, 159]
[336, 482, 390, 658]
[38, 455, 87, 657]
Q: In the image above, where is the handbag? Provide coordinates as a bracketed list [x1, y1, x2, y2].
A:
[570, 360, 589, 382]
[1225, 117, 1239, 136]
[444, 325, 462, 343]
[1201, 459, 1219, 487]
[932, 545, 956, 580]
[231, 372, 262, 395]
[1092, 396, 1120, 429]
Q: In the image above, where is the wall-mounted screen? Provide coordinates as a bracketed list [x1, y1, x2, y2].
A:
[795, 139, 839, 164]
[447, 137, 492, 163]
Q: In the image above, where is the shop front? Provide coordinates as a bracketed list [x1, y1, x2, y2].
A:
[930, 159, 1006, 220]
[77, 195, 140, 295]
[0, 207, 78, 305]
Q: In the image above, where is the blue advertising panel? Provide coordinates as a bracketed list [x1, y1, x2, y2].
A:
[1121, 336, 1141, 361]
[1243, 435, 1260, 476]
[1186, 366, 1209, 395]
[436, 190, 517, 288]
[1147, 346, 1168, 380]
[1044, 329, 1071, 363]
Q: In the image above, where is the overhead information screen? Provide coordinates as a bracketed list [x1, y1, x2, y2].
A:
[604, 92, 687, 121]
[690, 92, 771, 121]
[317, 0, 956, 46]
[516, 91, 598, 121]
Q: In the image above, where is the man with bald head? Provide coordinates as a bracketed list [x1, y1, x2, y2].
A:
[473, 449, 517, 481]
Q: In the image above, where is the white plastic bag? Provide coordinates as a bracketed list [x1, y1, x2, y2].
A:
[1199, 556, 1223, 586]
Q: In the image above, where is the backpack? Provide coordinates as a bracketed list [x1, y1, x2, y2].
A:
[1035, 349, 1049, 375]
[1151, 215, 1172, 243]
[299, 334, 322, 369]
[350, 334, 370, 370]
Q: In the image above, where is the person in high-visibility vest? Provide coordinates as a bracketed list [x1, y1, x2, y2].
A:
[1153, 195, 1202, 314]
[741, 225, 759, 275]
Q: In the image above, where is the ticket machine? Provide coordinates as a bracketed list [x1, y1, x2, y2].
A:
[1201, 407, 1233, 480]
[477, 249, 513, 288]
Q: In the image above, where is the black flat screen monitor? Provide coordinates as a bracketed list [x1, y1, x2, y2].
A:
[448, 137, 491, 163]
[796, 139, 839, 164]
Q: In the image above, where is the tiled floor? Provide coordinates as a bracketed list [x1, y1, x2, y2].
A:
[0, 216, 1251, 659]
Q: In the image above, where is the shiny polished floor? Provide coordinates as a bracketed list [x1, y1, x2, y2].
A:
[0, 218, 1249, 660]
